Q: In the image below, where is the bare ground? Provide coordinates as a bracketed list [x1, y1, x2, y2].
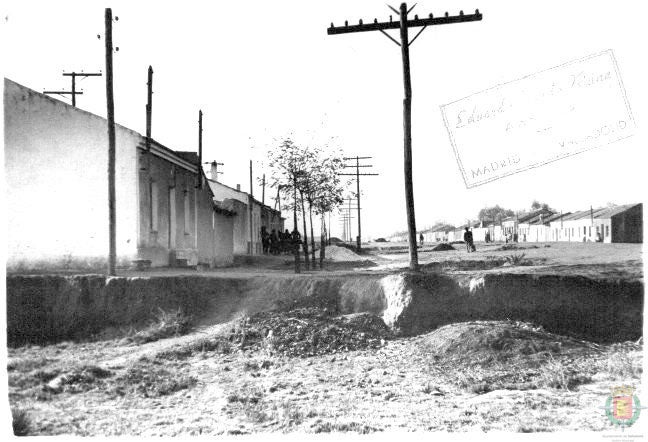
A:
[6, 242, 643, 435]
[7, 313, 642, 436]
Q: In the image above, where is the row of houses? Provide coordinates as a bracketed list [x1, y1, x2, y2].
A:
[4, 78, 284, 270]
[390, 204, 643, 244]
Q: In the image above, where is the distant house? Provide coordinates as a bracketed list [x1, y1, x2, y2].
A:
[516, 209, 554, 242]
[524, 212, 563, 242]
[4, 78, 235, 269]
[420, 225, 454, 243]
[549, 204, 642, 243]
[207, 164, 283, 255]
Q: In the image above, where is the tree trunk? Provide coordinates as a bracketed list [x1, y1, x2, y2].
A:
[300, 191, 309, 268]
[308, 201, 316, 270]
[320, 214, 326, 269]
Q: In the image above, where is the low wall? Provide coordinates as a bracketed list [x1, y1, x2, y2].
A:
[5, 271, 643, 346]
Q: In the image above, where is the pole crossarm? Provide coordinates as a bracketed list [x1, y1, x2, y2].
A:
[63, 72, 102, 77]
[44, 90, 83, 96]
[327, 10, 481, 35]
[338, 173, 379, 176]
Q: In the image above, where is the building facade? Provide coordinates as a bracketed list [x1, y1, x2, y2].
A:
[4, 78, 234, 270]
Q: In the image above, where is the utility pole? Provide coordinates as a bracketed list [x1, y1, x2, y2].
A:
[339, 156, 378, 252]
[145, 66, 153, 159]
[261, 174, 266, 206]
[327, 4, 482, 271]
[105, 8, 116, 276]
[197, 110, 203, 189]
[44, 71, 102, 107]
[249, 160, 254, 255]
[341, 197, 359, 243]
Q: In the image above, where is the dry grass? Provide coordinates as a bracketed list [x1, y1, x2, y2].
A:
[124, 308, 192, 345]
[12, 408, 31, 436]
[114, 362, 197, 397]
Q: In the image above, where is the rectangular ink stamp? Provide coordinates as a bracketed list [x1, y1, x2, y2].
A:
[441, 50, 635, 188]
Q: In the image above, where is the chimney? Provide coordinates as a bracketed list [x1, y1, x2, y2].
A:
[236, 184, 241, 191]
[210, 161, 219, 181]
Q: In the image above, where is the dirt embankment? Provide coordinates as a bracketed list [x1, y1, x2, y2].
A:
[6, 269, 643, 347]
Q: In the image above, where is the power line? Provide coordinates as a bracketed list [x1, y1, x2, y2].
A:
[338, 156, 379, 251]
[328, 3, 483, 271]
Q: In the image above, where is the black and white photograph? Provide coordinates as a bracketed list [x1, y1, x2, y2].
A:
[1, 0, 646, 438]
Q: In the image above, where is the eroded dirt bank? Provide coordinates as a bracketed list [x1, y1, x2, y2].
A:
[6, 270, 642, 346]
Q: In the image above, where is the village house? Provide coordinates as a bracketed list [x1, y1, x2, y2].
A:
[206, 163, 284, 255]
[524, 212, 564, 242]
[549, 204, 642, 243]
[516, 209, 554, 242]
[4, 78, 235, 270]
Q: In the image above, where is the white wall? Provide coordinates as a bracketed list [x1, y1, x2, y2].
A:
[4, 79, 138, 268]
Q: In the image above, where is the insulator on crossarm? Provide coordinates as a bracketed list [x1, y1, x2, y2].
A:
[359, 19, 363, 24]
[330, 22, 334, 28]
[345, 20, 348, 26]
[390, 15, 393, 22]
[460, 10, 464, 16]
[475, 9, 480, 14]
[414, 14, 418, 19]
[445, 12, 449, 17]
[429, 13, 433, 18]
[374, 18, 378, 23]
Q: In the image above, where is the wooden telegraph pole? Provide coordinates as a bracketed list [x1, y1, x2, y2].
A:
[44, 71, 102, 107]
[198, 110, 203, 189]
[339, 156, 378, 252]
[249, 160, 254, 255]
[105, 8, 117, 276]
[327, 4, 482, 271]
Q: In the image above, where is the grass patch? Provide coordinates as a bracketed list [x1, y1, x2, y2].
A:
[311, 421, 380, 434]
[504, 253, 533, 266]
[12, 408, 31, 436]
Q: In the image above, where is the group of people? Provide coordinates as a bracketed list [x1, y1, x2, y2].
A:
[260, 226, 301, 255]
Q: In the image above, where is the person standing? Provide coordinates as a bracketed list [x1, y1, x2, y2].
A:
[463, 227, 475, 253]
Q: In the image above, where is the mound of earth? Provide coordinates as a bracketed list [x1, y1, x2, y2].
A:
[230, 308, 392, 357]
[430, 243, 455, 252]
[325, 245, 366, 262]
[418, 321, 599, 364]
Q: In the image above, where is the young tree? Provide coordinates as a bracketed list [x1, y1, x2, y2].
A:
[266, 137, 315, 273]
[307, 153, 346, 268]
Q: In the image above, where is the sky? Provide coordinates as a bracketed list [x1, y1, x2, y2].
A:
[2, 0, 647, 240]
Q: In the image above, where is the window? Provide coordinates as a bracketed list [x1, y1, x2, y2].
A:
[606, 225, 610, 237]
[150, 181, 159, 232]
[184, 191, 191, 234]
[588, 226, 591, 237]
